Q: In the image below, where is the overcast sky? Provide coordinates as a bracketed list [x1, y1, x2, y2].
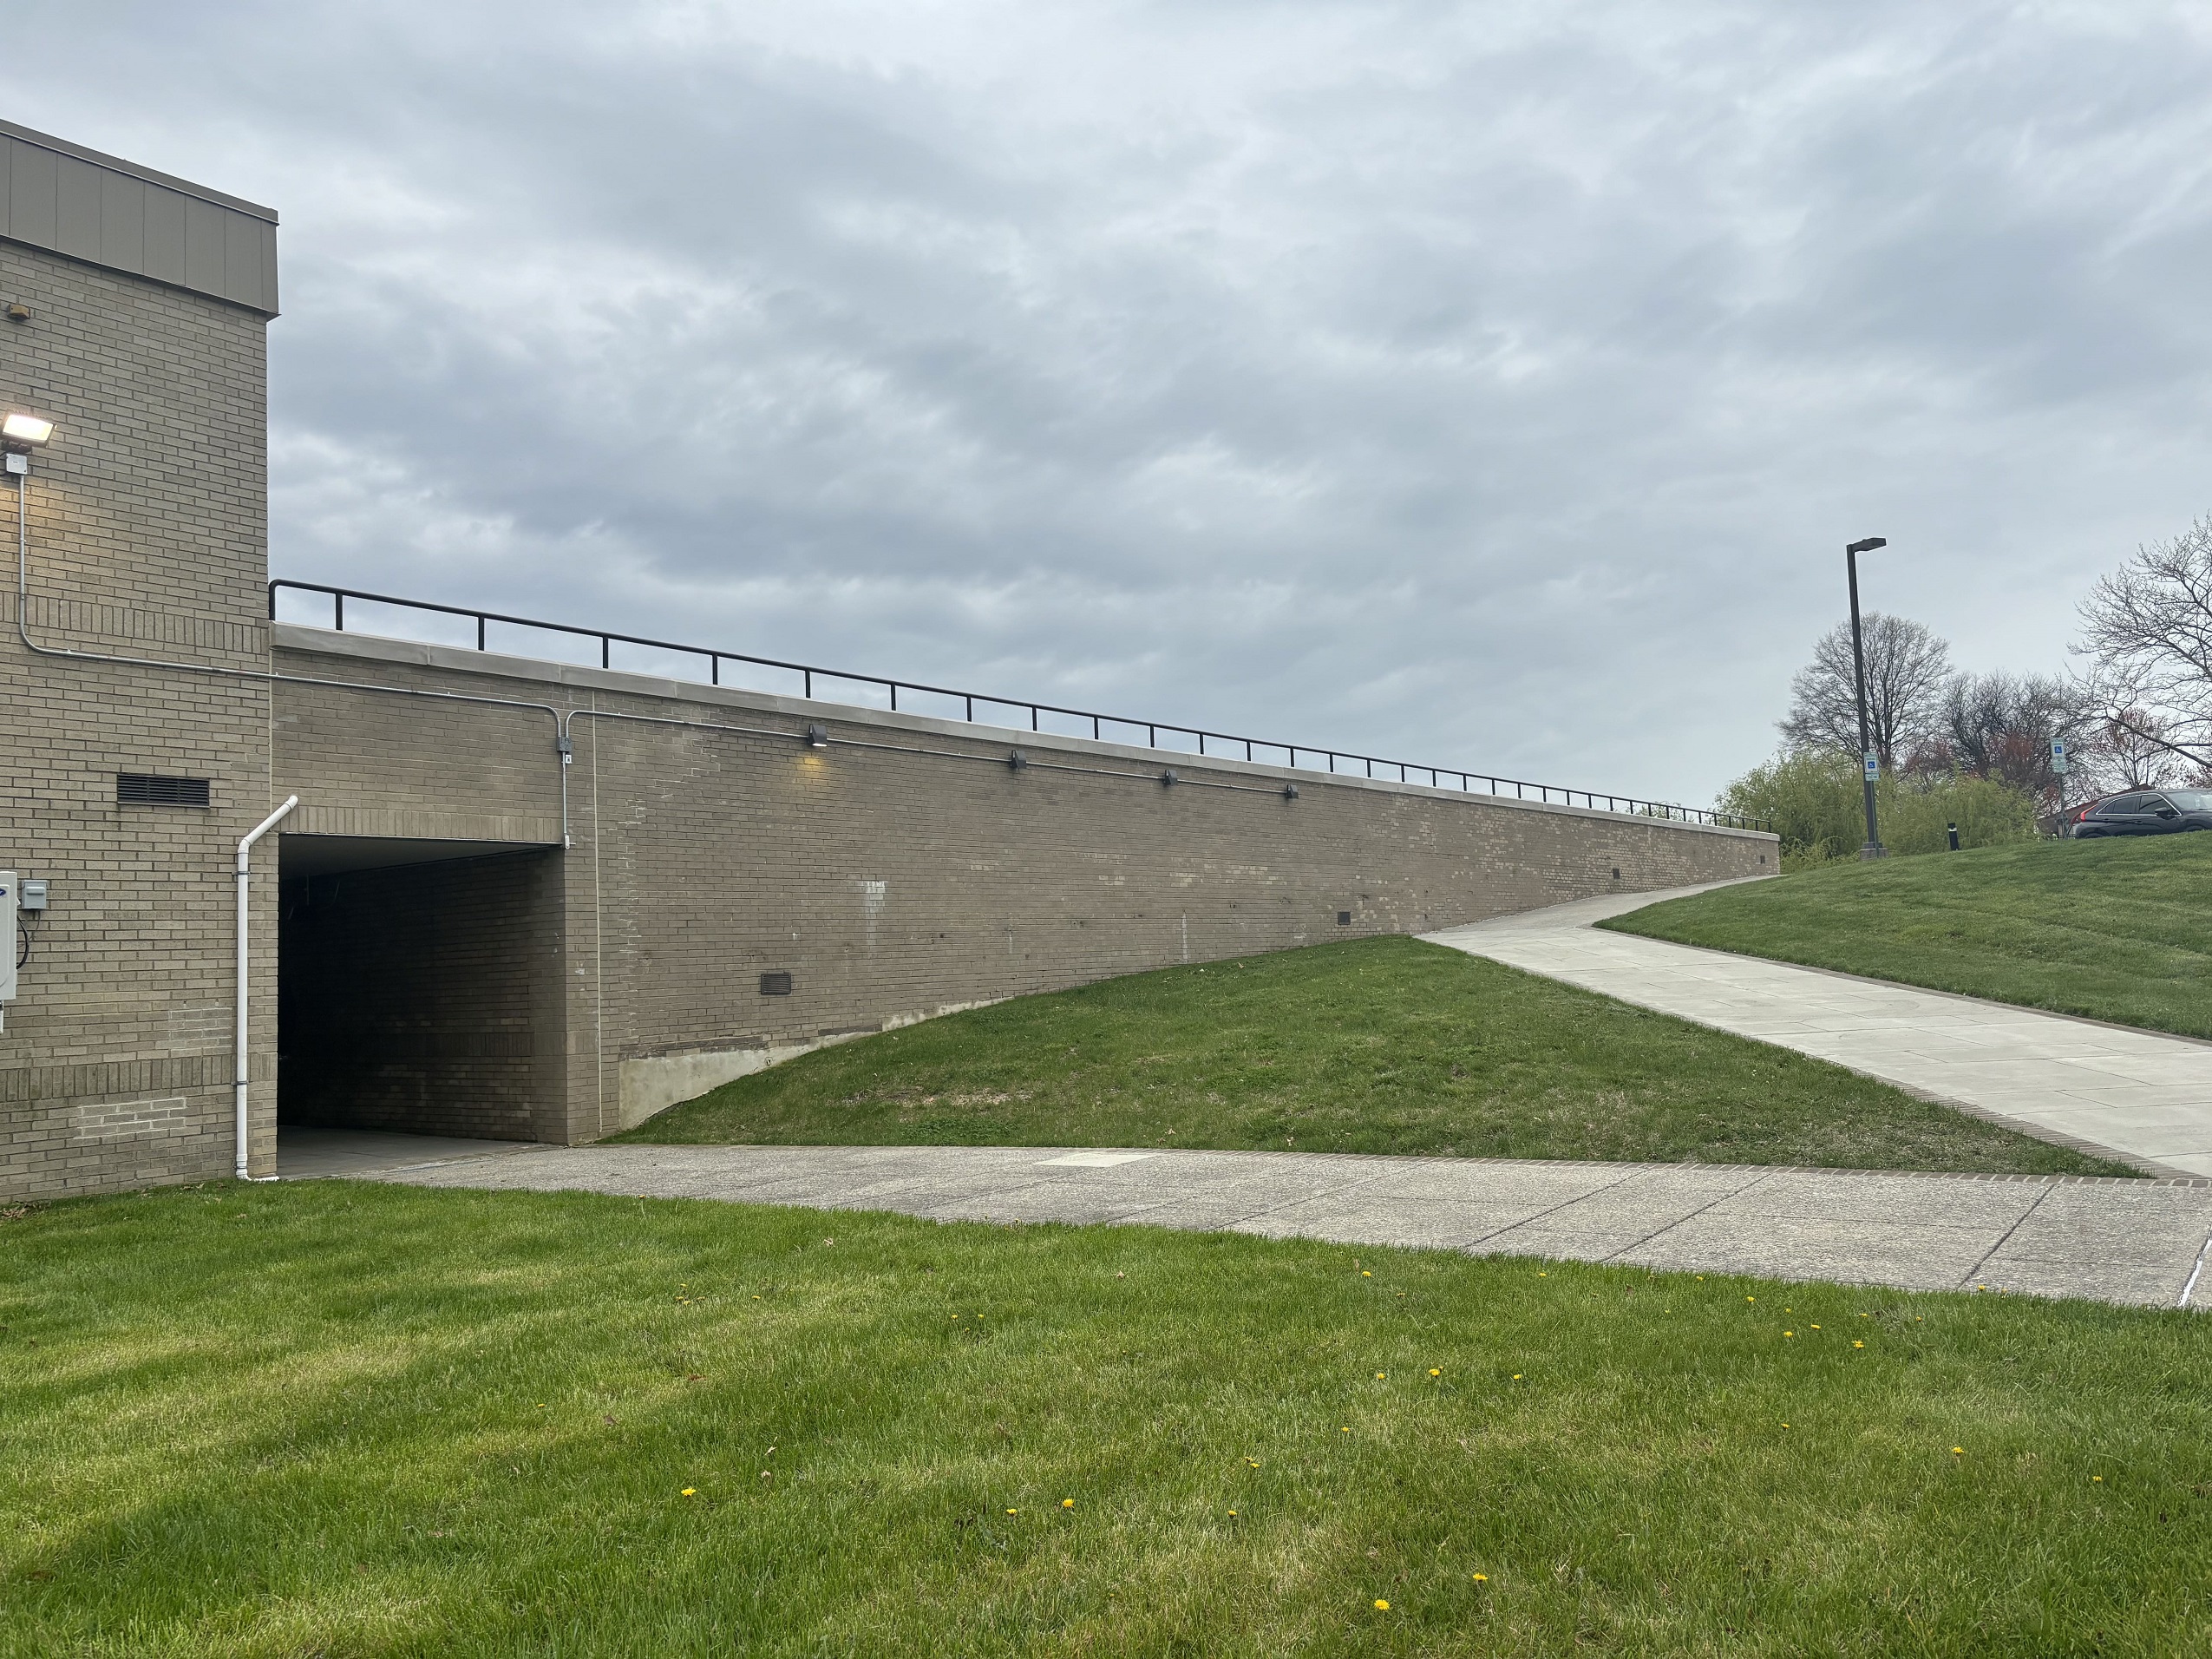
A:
[9, 3, 2211, 803]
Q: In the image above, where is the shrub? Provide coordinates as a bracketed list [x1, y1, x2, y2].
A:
[1721, 751, 2038, 869]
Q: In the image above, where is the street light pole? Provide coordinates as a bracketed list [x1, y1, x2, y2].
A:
[1845, 536, 1888, 860]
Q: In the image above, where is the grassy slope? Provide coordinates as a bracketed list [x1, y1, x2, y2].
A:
[3, 1184, 2209, 1656]
[1605, 835, 2212, 1040]
[621, 936, 2125, 1177]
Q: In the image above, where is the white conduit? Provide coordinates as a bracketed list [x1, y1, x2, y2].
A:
[234, 796, 298, 1180]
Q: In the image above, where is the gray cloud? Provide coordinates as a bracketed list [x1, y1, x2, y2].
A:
[9, 1, 2212, 800]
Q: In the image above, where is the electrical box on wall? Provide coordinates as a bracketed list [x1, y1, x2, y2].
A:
[0, 869, 18, 1011]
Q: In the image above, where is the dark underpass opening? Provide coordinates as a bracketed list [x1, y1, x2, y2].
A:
[278, 836, 565, 1142]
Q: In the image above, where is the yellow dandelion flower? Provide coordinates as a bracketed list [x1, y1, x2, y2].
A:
[1341, 1426, 1351, 1433]
[2092, 1476, 2103, 1483]
[1472, 1572, 1489, 1583]
[1373, 1599, 1391, 1610]
[1512, 1373, 1522, 1380]
[1228, 1509, 1239, 1517]
[681, 1488, 697, 1497]
[1375, 1372, 1385, 1380]
[1007, 1508, 1018, 1515]
[1429, 1368, 1441, 1377]
[1247, 1458, 1260, 1467]
[1362, 1271, 1372, 1277]
[1783, 1331, 1794, 1338]
[1062, 1498, 1075, 1508]
[1853, 1341, 1864, 1349]
[1781, 1423, 1790, 1429]
[1952, 1446, 1964, 1456]
[1810, 1324, 1821, 1330]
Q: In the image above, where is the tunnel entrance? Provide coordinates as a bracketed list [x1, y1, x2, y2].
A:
[278, 836, 565, 1143]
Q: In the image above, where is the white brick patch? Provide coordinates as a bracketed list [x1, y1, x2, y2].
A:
[74, 1097, 190, 1144]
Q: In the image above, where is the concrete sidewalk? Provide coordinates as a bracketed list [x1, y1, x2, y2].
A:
[1427, 884, 2212, 1179]
[373, 1140, 2212, 1309]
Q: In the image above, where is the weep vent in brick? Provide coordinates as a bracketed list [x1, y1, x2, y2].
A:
[115, 773, 211, 809]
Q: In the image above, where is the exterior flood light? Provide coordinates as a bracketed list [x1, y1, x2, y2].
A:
[3, 412, 54, 445]
[804, 723, 829, 749]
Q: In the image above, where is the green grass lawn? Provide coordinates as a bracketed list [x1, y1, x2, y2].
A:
[1605, 834, 2212, 1040]
[3, 1183, 2207, 1656]
[619, 936, 2126, 1177]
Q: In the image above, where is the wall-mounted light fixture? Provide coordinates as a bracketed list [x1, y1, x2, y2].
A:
[1007, 749, 1028, 770]
[1159, 769, 1179, 787]
[3, 411, 54, 478]
[804, 723, 829, 749]
[1282, 784, 1299, 800]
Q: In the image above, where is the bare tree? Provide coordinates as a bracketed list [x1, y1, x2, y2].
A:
[2090, 707, 2189, 791]
[1779, 613, 1953, 769]
[1924, 671, 2084, 803]
[2075, 512, 2212, 774]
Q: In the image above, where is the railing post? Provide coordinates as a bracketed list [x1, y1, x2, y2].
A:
[334, 592, 344, 631]
[601, 636, 610, 669]
[477, 614, 487, 651]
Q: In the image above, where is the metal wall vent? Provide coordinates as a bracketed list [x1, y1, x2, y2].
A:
[116, 773, 211, 808]
[759, 971, 794, 996]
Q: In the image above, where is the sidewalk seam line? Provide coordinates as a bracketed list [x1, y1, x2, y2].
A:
[1589, 1167, 1784, 1263]
[1956, 1184, 2055, 1289]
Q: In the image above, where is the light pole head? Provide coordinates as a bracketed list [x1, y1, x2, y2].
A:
[1846, 536, 1887, 554]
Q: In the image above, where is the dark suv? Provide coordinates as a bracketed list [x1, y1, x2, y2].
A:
[2069, 789, 2212, 837]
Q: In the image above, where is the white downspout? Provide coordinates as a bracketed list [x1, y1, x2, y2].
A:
[235, 796, 298, 1180]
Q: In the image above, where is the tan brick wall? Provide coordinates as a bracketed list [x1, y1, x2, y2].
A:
[0, 240, 275, 1202]
[0, 224, 1775, 1202]
[270, 631, 1775, 1145]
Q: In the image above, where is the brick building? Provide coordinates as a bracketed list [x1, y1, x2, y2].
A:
[0, 121, 1774, 1202]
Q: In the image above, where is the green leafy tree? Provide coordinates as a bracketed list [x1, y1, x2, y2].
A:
[1721, 751, 2037, 869]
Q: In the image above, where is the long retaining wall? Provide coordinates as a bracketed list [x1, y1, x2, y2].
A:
[0, 112, 1774, 1205]
[269, 626, 1774, 1145]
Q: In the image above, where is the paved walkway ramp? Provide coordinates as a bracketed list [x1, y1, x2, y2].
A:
[1427, 885, 2212, 1179]
[374, 1142, 2212, 1310]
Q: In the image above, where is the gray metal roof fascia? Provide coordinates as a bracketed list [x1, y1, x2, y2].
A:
[0, 115, 277, 223]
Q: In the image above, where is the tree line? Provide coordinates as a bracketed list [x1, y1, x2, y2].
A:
[1725, 512, 2212, 864]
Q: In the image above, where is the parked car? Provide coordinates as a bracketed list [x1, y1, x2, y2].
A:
[2068, 789, 2212, 836]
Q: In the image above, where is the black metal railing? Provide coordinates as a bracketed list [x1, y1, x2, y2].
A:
[268, 580, 1770, 831]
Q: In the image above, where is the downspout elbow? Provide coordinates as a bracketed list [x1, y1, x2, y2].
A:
[235, 796, 299, 1181]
